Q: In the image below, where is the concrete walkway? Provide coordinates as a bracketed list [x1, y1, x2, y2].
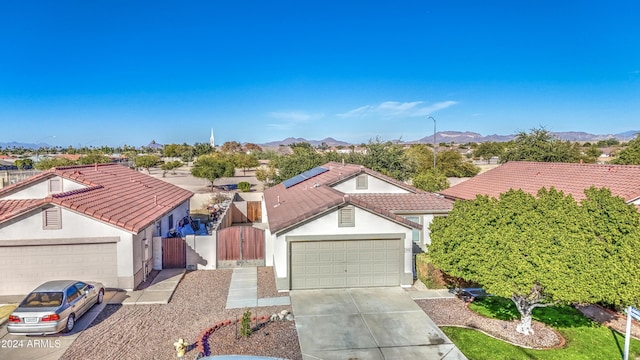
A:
[225, 268, 290, 309]
[406, 288, 457, 300]
[291, 287, 467, 360]
[113, 268, 186, 305]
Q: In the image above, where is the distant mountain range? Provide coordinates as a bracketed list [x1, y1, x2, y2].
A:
[2, 131, 638, 150]
[260, 130, 640, 147]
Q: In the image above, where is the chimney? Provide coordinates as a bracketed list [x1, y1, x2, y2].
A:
[95, 163, 98, 171]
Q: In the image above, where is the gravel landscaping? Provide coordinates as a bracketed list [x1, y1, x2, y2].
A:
[61, 269, 301, 360]
[416, 298, 563, 349]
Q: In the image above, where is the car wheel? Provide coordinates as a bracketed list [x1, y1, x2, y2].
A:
[96, 289, 104, 304]
[64, 314, 75, 333]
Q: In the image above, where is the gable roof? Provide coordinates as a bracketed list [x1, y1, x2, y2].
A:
[0, 163, 193, 233]
[440, 161, 640, 203]
[264, 162, 452, 234]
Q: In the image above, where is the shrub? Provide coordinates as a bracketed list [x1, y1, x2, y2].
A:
[238, 181, 251, 192]
[416, 253, 478, 289]
[240, 309, 252, 337]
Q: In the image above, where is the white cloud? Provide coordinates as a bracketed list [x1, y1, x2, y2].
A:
[266, 111, 324, 130]
[337, 100, 458, 118]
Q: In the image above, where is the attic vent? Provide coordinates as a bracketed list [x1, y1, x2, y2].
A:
[48, 178, 62, 193]
[356, 174, 368, 190]
[338, 206, 355, 227]
[42, 208, 62, 230]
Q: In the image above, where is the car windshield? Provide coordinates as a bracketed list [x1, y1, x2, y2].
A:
[20, 292, 63, 307]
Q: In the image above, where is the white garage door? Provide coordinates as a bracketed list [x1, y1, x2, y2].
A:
[0, 242, 118, 296]
[290, 239, 401, 290]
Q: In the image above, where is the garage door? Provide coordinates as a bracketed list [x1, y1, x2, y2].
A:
[0, 242, 118, 296]
[290, 239, 401, 290]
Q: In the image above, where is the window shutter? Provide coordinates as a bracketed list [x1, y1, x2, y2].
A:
[43, 208, 62, 229]
[339, 206, 355, 227]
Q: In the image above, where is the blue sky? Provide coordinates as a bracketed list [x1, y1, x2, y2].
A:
[1, 1, 639, 147]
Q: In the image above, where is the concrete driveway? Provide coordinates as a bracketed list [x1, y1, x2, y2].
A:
[290, 287, 467, 359]
[0, 291, 117, 360]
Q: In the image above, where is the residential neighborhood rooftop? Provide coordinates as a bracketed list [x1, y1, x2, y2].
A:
[440, 161, 640, 203]
[0, 163, 193, 233]
[264, 162, 452, 233]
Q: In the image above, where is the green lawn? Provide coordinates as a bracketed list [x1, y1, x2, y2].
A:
[444, 297, 640, 360]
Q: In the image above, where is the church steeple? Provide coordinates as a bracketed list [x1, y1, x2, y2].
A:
[210, 128, 215, 148]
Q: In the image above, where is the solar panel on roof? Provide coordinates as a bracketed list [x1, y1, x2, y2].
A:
[282, 166, 329, 188]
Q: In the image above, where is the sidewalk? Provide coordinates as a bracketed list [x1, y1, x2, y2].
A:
[110, 268, 186, 305]
[225, 267, 290, 309]
[405, 280, 456, 300]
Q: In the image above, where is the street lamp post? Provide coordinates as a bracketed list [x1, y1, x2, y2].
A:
[427, 116, 436, 170]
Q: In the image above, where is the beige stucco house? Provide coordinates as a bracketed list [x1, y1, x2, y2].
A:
[0, 163, 193, 296]
[262, 162, 453, 291]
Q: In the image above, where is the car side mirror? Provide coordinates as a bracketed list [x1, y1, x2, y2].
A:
[87, 284, 94, 290]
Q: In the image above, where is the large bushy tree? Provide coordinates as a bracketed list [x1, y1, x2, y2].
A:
[473, 141, 505, 162]
[429, 187, 640, 335]
[191, 154, 235, 191]
[134, 155, 160, 174]
[360, 138, 413, 181]
[611, 134, 640, 165]
[271, 143, 324, 182]
[501, 128, 582, 163]
[412, 169, 449, 192]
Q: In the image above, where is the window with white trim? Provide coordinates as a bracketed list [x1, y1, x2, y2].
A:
[404, 215, 422, 243]
[356, 174, 368, 190]
[338, 206, 355, 227]
[43, 207, 62, 230]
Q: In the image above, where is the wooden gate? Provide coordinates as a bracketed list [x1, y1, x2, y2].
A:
[162, 237, 186, 268]
[217, 226, 265, 268]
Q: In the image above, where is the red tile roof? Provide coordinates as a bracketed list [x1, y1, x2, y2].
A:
[440, 161, 640, 203]
[0, 163, 193, 233]
[264, 162, 452, 234]
[351, 193, 453, 213]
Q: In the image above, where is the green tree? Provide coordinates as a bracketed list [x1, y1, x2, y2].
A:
[134, 155, 160, 174]
[233, 153, 260, 175]
[429, 187, 640, 335]
[412, 170, 449, 192]
[14, 158, 34, 170]
[238, 181, 251, 192]
[436, 150, 480, 177]
[193, 142, 214, 157]
[405, 144, 435, 173]
[271, 143, 324, 182]
[611, 134, 640, 165]
[473, 141, 505, 162]
[35, 158, 75, 170]
[78, 153, 112, 165]
[581, 145, 602, 163]
[160, 160, 183, 176]
[255, 164, 277, 187]
[191, 155, 235, 191]
[361, 138, 413, 181]
[501, 128, 581, 163]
